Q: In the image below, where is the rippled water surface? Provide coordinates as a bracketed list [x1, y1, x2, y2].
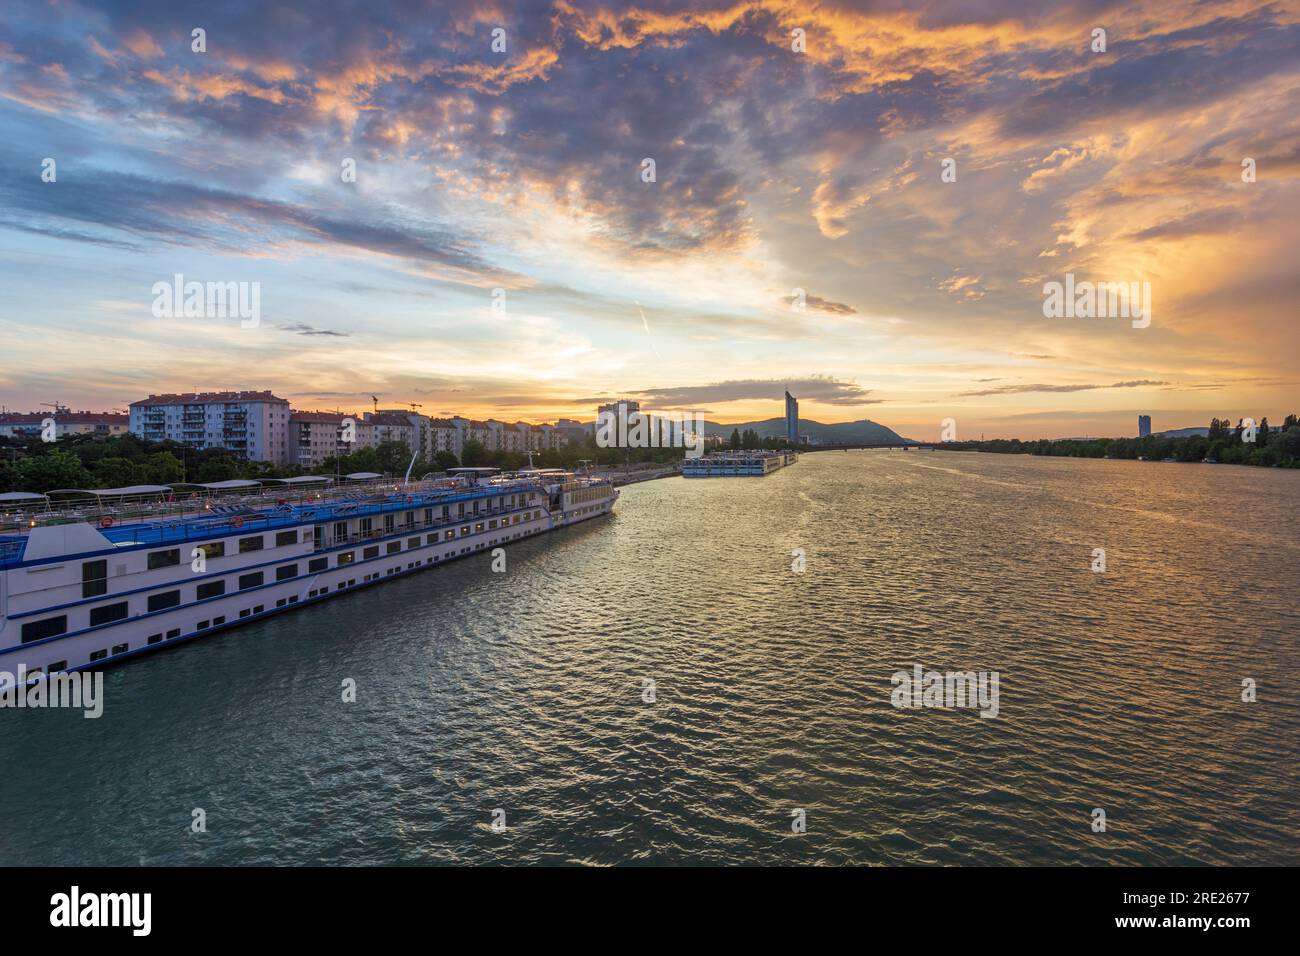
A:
[3, 452, 1298, 865]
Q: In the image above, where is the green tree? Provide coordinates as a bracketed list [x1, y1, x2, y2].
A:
[91, 457, 140, 488]
[460, 439, 489, 467]
[139, 451, 184, 485]
[16, 449, 92, 492]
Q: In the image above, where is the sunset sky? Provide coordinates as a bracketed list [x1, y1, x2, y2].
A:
[0, 0, 1296, 439]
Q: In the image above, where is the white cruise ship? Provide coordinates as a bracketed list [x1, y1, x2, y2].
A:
[0, 467, 617, 683]
[681, 450, 799, 476]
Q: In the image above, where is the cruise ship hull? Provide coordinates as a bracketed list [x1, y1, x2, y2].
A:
[0, 477, 617, 683]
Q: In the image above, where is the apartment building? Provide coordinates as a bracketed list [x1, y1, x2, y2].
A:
[129, 391, 291, 465]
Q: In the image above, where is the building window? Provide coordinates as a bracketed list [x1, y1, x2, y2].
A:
[238, 572, 264, 590]
[82, 559, 108, 598]
[276, 564, 298, 581]
[89, 602, 129, 627]
[197, 541, 225, 559]
[197, 581, 226, 600]
[21, 615, 67, 644]
[239, 536, 264, 553]
[148, 590, 181, 612]
[275, 530, 298, 547]
[148, 548, 181, 569]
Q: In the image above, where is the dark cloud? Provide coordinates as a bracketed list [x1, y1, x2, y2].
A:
[783, 292, 858, 315]
[579, 376, 877, 408]
[959, 380, 1169, 396]
[277, 323, 349, 337]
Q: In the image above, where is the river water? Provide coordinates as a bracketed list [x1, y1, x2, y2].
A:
[3, 451, 1297, 865]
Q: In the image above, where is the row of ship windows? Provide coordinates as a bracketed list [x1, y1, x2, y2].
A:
[20, 511, 546, 645]
[25, 525, 552, 672]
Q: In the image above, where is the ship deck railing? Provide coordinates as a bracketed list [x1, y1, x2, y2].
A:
[0, 474, 591, 566]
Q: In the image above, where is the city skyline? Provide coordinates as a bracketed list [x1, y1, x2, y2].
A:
[1, 0, 1297, 439]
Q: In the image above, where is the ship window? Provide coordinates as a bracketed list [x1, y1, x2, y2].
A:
[213, 616, 225, 625]
[384, 514, 395, 532]
[445, 530, 455, 540]
[197, 581, 225, 600]
[148, 590, 181, 612]
[461, 526, 470, 536]
[148, 548, 181, 569]
[197, 541, 225, 559]
[364, 546, 379, 559]
[148, 634, 163, 645]
[48, 660, 67, 672]
[82, 559, 108, 598]
[112, 643, 128, 655]
[89, 602, 129, 627]
[308, 557, 327, 573]
[238, 572, 264, 590]
[89, 649, 108, 662]
[338, 551, 354, 566]
[475, 523, 484, 533]
[166, 629, 180, 639]
[408, 537, 420, 549]
[197, 620, 210, 630]
[426, 534, 437, 545]
[254, 605, 263, 614]
[275, 530, 298, 547]
[238, 536, 264, 553]
[386, 541, 400, 554]
[21, 615, 67, 644]
[276, 564, 298, 581]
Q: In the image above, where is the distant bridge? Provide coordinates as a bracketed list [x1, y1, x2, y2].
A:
[800, 442, 941, 452]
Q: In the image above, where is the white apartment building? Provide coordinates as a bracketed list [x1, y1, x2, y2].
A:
[290, 411, 376, 468]
[129, 391, 291, 465]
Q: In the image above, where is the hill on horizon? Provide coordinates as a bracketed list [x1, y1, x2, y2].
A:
[703, 417, 912, 445]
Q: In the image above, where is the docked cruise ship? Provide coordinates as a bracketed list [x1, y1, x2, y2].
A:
[0, 468, 617, 683]
[681, 450, 799, 477]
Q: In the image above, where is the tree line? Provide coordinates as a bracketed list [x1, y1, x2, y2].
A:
[941, 415, 1300, 467]
[0, 428, 701, 495]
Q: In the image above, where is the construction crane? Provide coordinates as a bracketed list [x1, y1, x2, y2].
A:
[406, 402, 423, 412]
[40, 401, 67, 415]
